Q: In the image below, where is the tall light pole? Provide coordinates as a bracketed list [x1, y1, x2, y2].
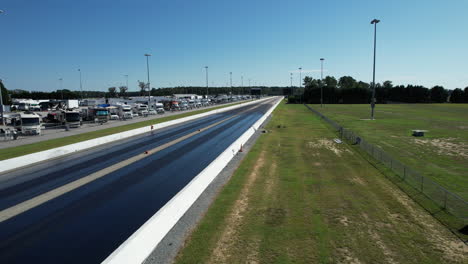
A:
[298, 67, 302, 88]
[59, 78, 63, 100]
[241, 75, 243, 94]
[78, 69, 83, 100]
[144, 54, 151, 106]
[290, 72, 293, 87]
[124, 75, 129, 97]
[229, 72, 233, 95]
[299, 67, 302, 103]
[370, 19, 380, 120]
[320, 58, 324, 108]
[205, 66, 208, 97]
[124, 74, 129, 90]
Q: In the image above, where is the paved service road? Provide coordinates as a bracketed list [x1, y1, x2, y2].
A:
[0, 98, 276, 264]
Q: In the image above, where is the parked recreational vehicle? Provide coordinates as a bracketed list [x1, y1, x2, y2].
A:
[133, 104, 149, 116]
[154, 103, 165, 114]
[117, 104, 133, 119]
[106, 106, 120, 120]
[10, 112, 42, 135]
[81, 107, 109, 123]
[64, 110, 81, 127]
[46, 110, 82, 128]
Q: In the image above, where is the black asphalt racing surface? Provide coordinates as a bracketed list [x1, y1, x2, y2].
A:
[0, 99, 276, 264]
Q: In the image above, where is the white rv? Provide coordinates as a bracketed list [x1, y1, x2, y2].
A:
[118, 104, 133, 119]
[11, 112, 42, 135]
[133, 104, 148, 116]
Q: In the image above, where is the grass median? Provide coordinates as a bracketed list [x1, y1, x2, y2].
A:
[175, 102, 467, 264]
[0, 102, 247, 161]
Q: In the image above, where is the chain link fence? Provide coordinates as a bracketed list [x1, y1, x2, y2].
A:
[304, 104, 468, 223]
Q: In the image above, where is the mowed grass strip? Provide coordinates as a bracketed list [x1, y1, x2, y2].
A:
[307, 104, 468, 200]
[0, 102, 245, 161]
[175, 102, 467, 264]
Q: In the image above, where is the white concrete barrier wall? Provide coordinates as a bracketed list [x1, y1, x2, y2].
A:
[0, 98, 272, 173]
[103, 97, 282, 264]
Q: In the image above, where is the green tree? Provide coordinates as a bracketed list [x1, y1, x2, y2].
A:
[138, 81, 147, 96]
[119, 86, 128, 97]
[450, 88, 464, 103]
[383, 80, 393, 89]
[464, 87, 468, 103]
[430, 86, 448, 103]
[338, 76, 357, 89]
[108, 87, 117, 98]
[324, 76, 338, 88]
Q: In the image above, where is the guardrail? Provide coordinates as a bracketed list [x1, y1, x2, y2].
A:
[304, 104, 468, 223]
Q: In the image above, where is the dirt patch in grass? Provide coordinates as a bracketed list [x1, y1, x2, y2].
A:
[307, 139, 343, 156]
[263, 160, 277, 197]
[361, 213, 398, 264]
[337, 247, 362, 264]
[208, 151, 266, 263]
[338, 216, 350, 227]
[413, 138, 468, 158]
[388, 187, 468, 262]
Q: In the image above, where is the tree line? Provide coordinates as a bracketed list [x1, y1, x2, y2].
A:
[2, 77, 468, 103]
[288, 75, 468, 104]
[2, 82, 283, 101]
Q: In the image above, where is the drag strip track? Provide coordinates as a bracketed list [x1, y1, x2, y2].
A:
[0, 99, 276, 264]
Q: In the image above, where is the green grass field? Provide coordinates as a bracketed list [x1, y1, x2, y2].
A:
[175, 102, 467, 264]
[0, 102, 245, 161]
[308, 103, 468, 200]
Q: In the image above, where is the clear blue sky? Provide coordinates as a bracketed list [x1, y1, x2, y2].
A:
[1, 0, 467, 92]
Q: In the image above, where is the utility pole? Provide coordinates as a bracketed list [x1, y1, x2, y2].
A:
[298, 67, 302, 88]
[299, 67, 303, 103]
[370, 19, 380, 120]
[205, 66, 209, 97]
[124, 75, 129, 97]
[230, 72, 233, 95]
[78, 69, 83, 100]
[320, 58, 324, 108]
[59, 78, 63, 100]
[144, 54, 151, 106]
